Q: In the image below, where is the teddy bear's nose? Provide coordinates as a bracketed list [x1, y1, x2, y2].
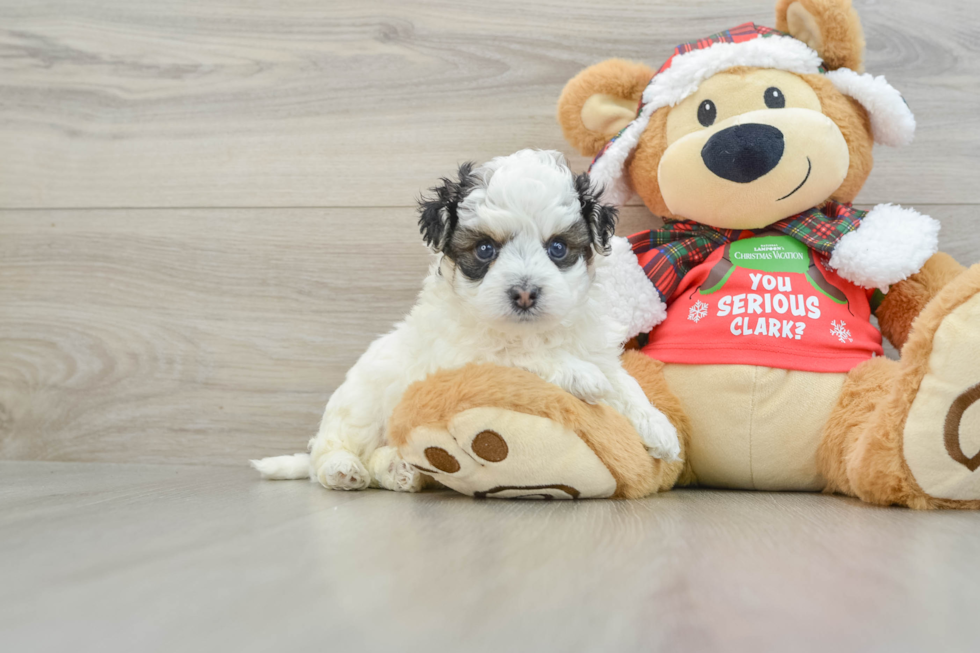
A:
[701, 123, 785, 183]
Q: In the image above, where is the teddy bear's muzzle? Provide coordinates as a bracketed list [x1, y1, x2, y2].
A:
[701, 123, 785, 184]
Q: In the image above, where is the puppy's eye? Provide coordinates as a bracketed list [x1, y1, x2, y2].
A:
[546, 240, 567, 261]
[697, 99, 716, 127]
[764, 87, 786, 109]
[475, 241, 497, 261]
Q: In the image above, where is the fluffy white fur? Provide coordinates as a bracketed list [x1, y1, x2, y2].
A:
[825, 69, 916, 147]
[593, 236, 669, 338]
[251, 452, 311, 480]
[252, 150, 679, 491]
[828, 203, 940, 289]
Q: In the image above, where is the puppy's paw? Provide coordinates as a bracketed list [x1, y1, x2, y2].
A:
[369, 446, 423, 493]
[549, 362, 613, 404]
[390, 458, 424, 492]
[631, 407, 681, 462]
[316, 449, 370, 491]
[568, 374, 614, 405]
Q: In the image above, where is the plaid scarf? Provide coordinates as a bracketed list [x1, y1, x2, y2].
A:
[629, 201, 866, 303]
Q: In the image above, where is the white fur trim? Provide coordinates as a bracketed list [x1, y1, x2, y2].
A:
[639, 36, 823, 108]
[593, 236, 667, 340]
[826, 69, 916, 147]
[591, 36, 823, 206]
[828, 204, 939, 289]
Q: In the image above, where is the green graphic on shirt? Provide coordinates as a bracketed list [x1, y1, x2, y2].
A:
[729, 235, 811, 273]
[700, 235, 847, 303]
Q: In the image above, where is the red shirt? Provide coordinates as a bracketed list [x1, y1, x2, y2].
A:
[641, 234, 883, 373]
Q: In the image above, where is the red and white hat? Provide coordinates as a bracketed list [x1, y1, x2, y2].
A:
[589, 22, 917, 206]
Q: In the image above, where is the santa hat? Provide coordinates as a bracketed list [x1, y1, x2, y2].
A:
[589, 22, 917, 206]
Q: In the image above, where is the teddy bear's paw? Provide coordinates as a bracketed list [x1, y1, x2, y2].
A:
[631, 406, 682, 462]
[368, 446, 423, 493]
[397, 407, 618, 500]
[903, 265, 980, 502]
[829, 205, 940, 289]
[315, 449, 371, 491]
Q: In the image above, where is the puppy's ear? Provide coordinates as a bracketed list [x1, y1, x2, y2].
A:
[417, 162, 477, 251]
[574, 172, 618, 254]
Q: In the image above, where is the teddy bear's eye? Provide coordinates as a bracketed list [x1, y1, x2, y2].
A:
[697, 100, 717, 127]
[764, 87, 786, 109]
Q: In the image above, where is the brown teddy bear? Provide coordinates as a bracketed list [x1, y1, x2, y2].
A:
[391, 0, 980, 507]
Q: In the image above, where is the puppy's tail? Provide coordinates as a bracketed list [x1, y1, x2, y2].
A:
[250, 453, 311, 480]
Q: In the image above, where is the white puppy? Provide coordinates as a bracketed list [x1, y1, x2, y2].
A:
[252, 149, 680, 491]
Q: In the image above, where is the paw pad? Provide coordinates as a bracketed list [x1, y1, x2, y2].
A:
[944, 383, 980, 472]
[471, 430, 508, 462]
[424, 447, 460, 473]
[474, 484, 580, 500]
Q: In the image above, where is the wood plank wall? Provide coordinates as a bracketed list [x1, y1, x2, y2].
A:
[1, 0, 978, 464]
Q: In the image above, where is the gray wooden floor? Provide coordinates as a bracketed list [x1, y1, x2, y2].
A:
[3, 461, 980, 653]
[2, 1, 980, 650]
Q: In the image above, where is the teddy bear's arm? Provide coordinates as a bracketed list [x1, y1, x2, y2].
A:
[874, 252, 967, 349]
[828, 203, 940, 290]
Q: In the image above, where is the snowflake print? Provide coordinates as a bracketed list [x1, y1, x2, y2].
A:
[830, 319, 853, 343]
[688, 300, 709, 323]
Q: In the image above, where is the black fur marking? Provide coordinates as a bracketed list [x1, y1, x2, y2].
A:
[445, 227, 501, 281]
[417, 162, 478, 251]
[547, 222, 592, 270]
[574, 172, 618, 254]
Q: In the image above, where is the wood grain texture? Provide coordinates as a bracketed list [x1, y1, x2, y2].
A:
[2, 461, 980, 653]
[1, 0, 979, 465]
[1, 205, 977, 464]
[0, 208, 430, 463]
[1, 0, 979, 208]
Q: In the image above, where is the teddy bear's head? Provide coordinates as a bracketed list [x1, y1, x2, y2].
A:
[558, 0, 916, 230]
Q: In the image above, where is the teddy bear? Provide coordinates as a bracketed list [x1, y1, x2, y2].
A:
[389, 0, 980, 508]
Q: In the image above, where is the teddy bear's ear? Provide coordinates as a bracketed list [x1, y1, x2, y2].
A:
[776, 0, 865, 72]
[557, 59, 654, 157]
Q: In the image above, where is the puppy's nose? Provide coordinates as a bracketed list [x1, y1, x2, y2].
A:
[701, 123, 784, 183]
[508, 284, 541, 310]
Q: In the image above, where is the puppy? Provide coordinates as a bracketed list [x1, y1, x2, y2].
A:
[252, 149, 680, 491]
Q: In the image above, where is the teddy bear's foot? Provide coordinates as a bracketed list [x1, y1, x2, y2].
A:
[901, 264, 980, 503]
[397, 407, 618, 500]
